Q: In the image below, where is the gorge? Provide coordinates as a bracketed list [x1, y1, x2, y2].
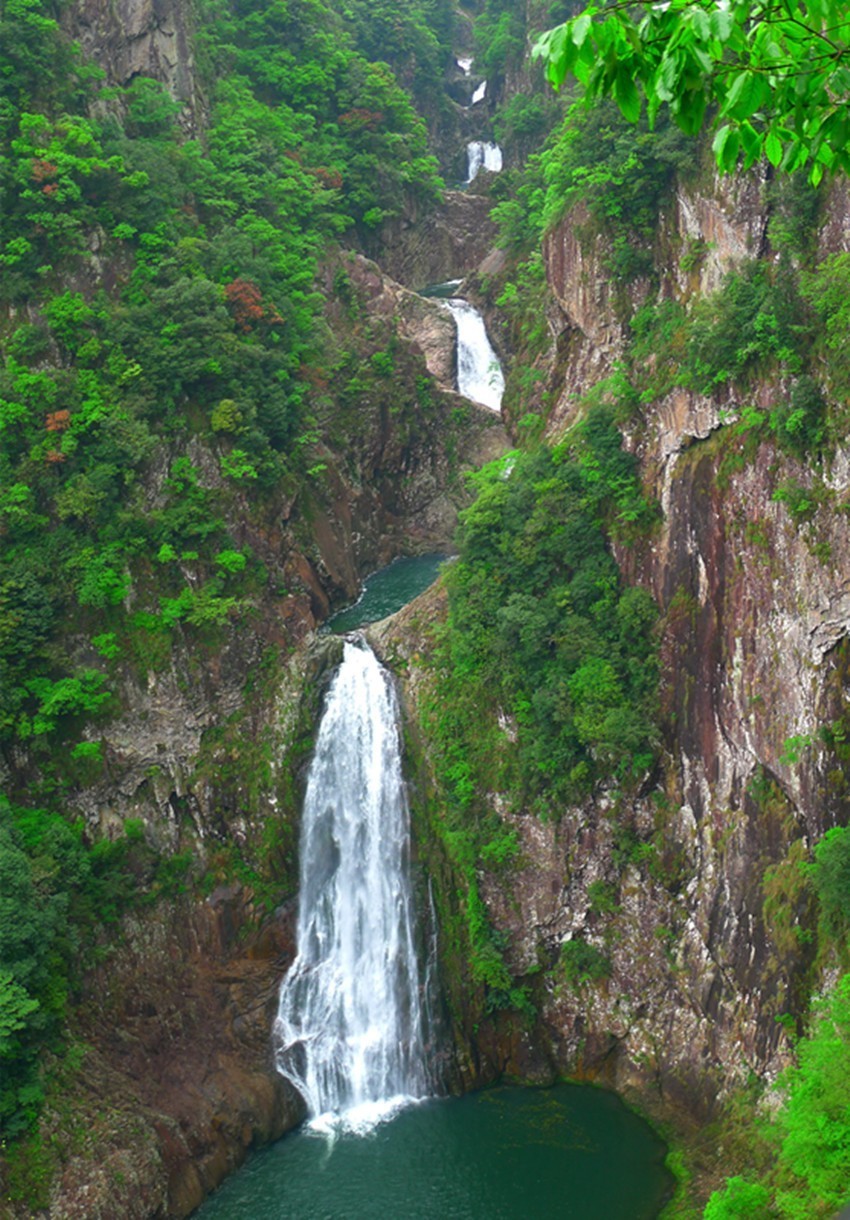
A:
[2, 1, 850, 1219]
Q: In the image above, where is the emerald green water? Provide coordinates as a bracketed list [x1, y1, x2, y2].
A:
[325, 553, 449, 633]
[197, 1085, 672, 1219]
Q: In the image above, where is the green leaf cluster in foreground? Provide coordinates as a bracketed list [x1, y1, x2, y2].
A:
[534, 2, 850, 186]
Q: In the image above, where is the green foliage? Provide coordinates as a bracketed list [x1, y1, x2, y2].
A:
[428, 404, 659, 818]
[705, 974, 850, 1218]
[772, 377, 826, 456]
[0, 797, 150, 1136]
[474, 3, 526, 79]
[560, 936, 612, 986]
[684, 262, 807, 392]
[704, 1176, 772, 1219]
[762, 839, 814, 960]
[802, 254, 850, 404]
[534, 2, 850, 185]
[420, 408, 658, 1013]
[772, 975, 850, 1217]
[337, 0, 455, 108]
[214, 548, 248, 574]
[812, 826, 850, 943]
[493, 92, 560, 160]
[587, 878, 620, 915]
[0, 0, 451, 750]
[493, 98, 694, 266]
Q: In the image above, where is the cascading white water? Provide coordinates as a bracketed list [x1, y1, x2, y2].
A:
[445, 298, 505, 411]
[466, 140, 503, 184]
[471, 79, 487, 104]
[274, 640, 431, 1134]
[456, 55, 472, 75]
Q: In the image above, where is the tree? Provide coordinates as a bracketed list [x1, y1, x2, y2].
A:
[534, 2, 850, 183]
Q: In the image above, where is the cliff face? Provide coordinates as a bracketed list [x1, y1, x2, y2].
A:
[37, 889, 303, 1220]
[372, 171, 850, 1131]
[14, 0, 849, 1209]
[61, 0, 198, 122]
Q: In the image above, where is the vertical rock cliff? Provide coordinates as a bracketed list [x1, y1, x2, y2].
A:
[371, 166, 850, 1140]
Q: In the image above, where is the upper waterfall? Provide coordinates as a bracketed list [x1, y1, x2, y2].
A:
[274, 641, 432, 1133]
[466, 140, 503, 184]
[445, 299, 505, 412]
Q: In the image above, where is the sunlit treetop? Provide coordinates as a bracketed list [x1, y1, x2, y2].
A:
[533, 1, 850, 183]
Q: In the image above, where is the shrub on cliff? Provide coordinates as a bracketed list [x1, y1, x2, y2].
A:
[812, 825, 850, 943]
[704, 974, 850, 1218]
[429, 403, 659, 818]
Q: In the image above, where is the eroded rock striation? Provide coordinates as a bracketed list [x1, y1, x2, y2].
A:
[371, 169, 850, 1134]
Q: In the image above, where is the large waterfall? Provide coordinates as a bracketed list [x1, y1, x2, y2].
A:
[274, 640, 431, 1133]
[445, 299, 505, 411]
[466, 140, 502, 184]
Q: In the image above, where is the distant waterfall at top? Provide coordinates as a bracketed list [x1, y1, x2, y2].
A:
[466, 140, 503, 184]
[274, 641, 432, 1134]
[445, 299, 505, 411]
[456, 55, 472, 75]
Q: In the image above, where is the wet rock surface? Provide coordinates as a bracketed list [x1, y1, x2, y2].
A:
[377, 190, 499, 288]
[3, 890, 303, 1220]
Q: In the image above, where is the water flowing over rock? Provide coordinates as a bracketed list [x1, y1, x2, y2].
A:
[274, 641, 432, 1132]
[466, 140, 503, 184]
[445, 298, 505, 411]
[471, 79, 487, 105]
[456, 56, 472, 75]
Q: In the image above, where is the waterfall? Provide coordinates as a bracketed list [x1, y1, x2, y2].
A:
[466, 140, 503, 184]
[274, 640, 432, 1134]
[445, 299, 505, 411]
[471, 79, 487, 104]
[456, 55, 472, 75]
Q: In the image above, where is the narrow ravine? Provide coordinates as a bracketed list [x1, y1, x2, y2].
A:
[193, 21, 672, 1220]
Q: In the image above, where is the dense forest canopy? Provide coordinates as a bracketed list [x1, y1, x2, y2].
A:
[0, 0, 449, 1142]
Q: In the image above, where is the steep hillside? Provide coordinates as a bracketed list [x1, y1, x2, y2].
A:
[0, 0, 504, 1211]
[371, 100, 850, 1218]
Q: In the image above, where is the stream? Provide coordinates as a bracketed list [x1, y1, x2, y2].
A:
[194, 39, 673, 1220]
[324, 553, 449, 633]
[195, 582, 674, 1219]
[444, 298, 505, 411]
